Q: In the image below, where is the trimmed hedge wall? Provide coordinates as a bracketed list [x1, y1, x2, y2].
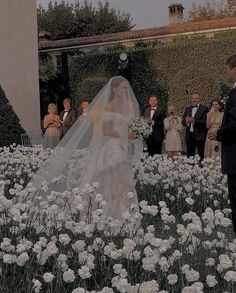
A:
[68, 30, 236, 115]
[0, 86, 25, 146]
[69, 48, 168, 113]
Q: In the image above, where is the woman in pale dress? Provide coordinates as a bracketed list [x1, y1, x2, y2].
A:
[204, 99, 224, 160]
[164, 105, 182, 159]
[43, 103, 62, 148]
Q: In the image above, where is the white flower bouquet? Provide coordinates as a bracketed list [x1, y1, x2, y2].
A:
[128, 117, 151, 138]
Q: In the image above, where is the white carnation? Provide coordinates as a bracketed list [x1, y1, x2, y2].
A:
[43, 272, 54, 283]
[32, 279, 42, 293]
[78, 265, 91, 279]
[206, 275, 218, 287]
[63, 269, 75, 283]
[16, 252, 29, 267]
[167, 274, 178, 285]
[59, 234, 71, 245]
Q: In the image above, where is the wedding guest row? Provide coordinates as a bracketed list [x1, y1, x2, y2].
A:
[43, 90, 224, 163]
[43, 99, 90, 148]
[143, 94, 224, 161]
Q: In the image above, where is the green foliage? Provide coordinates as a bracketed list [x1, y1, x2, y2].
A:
[188, 0, 236, 22]
[37, 0, 134, 40]
[69, 48, 168, 114]
[39, 53, 57, 82]
[69, 52, 118, 109]
[0, 86, 25, 147]
[151, 32, 234, 113]
[73, 77, 109, 109]
[68, 30, 236, 115]
[38, 1, 75, 39]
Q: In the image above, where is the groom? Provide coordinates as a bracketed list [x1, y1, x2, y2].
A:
[209, 54, 236, 234]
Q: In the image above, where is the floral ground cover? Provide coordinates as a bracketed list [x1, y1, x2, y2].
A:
[0, 145, 236, 293]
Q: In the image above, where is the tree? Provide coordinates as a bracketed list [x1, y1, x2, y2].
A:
[37, 0, 134, 40]
[0, 86, 25, 146]
[72, 0, 98, 37]
[38, 1, 75, 39]
[94, 1, 133, 34]
[188, 0, 236, 22]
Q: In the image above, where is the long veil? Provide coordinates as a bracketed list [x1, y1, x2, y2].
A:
[26, 76, 143, 214]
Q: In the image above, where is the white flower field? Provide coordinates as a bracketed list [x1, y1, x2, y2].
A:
[0, 145, 236, 292]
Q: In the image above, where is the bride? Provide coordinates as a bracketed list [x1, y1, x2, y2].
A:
[25, 76, 143, 221]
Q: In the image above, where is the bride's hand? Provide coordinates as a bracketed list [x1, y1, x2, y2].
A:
[128, 132, 137, 139]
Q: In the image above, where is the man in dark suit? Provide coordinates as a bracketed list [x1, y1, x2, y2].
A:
[78, 99, 90, 123]
[144, 95, 166, 156]
[209, 54, 236, 234]
[182, 93, 208, 161]
[60, 98, 77, 137]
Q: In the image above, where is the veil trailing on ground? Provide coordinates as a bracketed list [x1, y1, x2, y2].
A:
[28, 76, 143, 204]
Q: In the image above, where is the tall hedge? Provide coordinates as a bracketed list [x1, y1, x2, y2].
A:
[68, 30, 236, 115]
[151, 32, 234, 113]
[69, 48, 168, 113]
[0, 86, 25, 146]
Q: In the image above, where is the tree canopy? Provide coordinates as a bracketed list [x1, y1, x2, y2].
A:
[37, 0, 134, 40]
[188, 0, 236, 22]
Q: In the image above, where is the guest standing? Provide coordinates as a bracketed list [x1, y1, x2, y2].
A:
[78, 99, 90, 123]
[43, 103, 61, 148]
[182, 93, 208, 161]
[60, 98, 77, 137]
[164, 105, 182, 159]
[209, 54, 236, 234]
[204, 99, 224, 160]
[144, 95, 166, 156]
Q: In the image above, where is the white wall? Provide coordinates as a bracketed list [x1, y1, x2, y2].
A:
[0, 0, 41, 136]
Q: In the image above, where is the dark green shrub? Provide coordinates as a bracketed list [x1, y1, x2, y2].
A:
[0, 86, 25, 146]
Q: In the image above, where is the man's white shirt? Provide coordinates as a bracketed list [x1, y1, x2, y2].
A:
[150, 107, 157, 132]
[63, 110, 69, 122]
[150, 107, 156, 119]
[190, 104, 199, 132]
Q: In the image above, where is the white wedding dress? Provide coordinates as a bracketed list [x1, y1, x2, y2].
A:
[82, 111, 139, 220]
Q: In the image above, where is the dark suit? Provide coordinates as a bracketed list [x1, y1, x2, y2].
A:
[217, 87, 236, 233]
[60, 108, 77, 137]
[182, 104, 208, 161]
[77, 108, 84, 118]
[144, 106, 166, 156]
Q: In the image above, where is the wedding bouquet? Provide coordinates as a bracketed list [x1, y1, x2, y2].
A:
[128, 117, 151, 138]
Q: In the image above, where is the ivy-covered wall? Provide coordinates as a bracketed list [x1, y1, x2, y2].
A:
[68, 47, 168, 113]
[68, 30, 236, 115]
